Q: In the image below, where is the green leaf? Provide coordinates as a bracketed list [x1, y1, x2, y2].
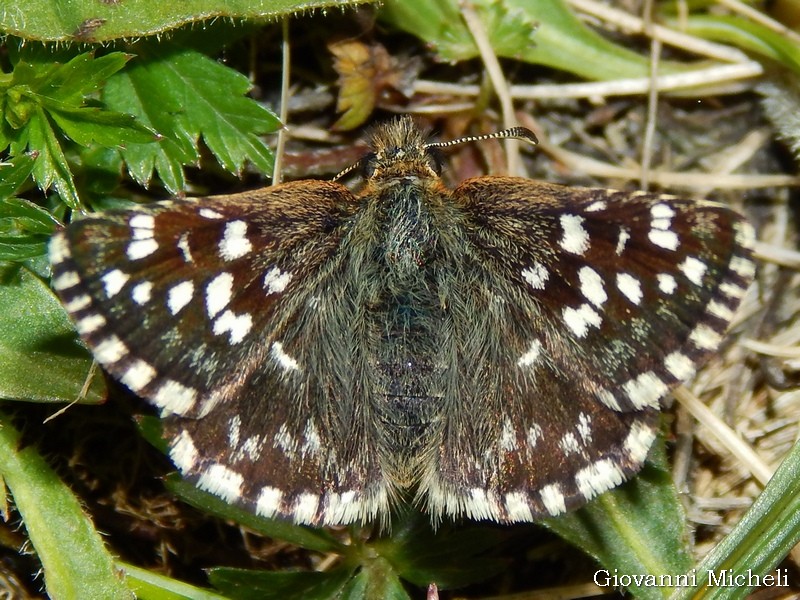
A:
[165, 474, 344, 554]
[159, 48, 277, 175]
[675, 14, 800, 76]
[2, 51, 132, 120]
[0, 0, 375, 42]
[209, 567, 357, 600]
[542, 439, 692, 599]
[0, 410, 133, 599]
[0, 195, 59, 261]
[24, 106, 83, 209]
[353, 555, 410, 600]
[0, 264, 106, 403]
[372, 510, 507, 589]
[121, 561, 231, 600]
[0, 197, 58, 234]
[0, 153, 37, 200]
[378, 0, 691, 81]
[104, 46, 279, 193]
[0, 51, 150, 208]
[35, 51, 132, 106]
[669, 439, 800, 600]
[46, 104, 160, 147]
[0, 236, 47, 260]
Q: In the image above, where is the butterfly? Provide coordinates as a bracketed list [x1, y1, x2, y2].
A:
[49, 116, 755, 526]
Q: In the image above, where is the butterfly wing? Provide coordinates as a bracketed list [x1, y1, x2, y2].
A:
[50, 181, 392, 525]
[421, 177, 755, 522]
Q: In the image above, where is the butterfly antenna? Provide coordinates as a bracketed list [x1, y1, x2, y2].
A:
[425, 127, 539, 150]
[333, 160, 363, 181]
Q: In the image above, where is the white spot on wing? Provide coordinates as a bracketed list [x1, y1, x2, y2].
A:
[622, 371, 668, 408]
[624, 420, 656, 463]
[153, 379, 197, 415]
[127, 238, 159, 260]
[679, 256, 707, 286]
[228, 415, 241, 448]
[689, 324, 722, 350]
[657, 273, 677, 294]
[585, 200, 606, 212]
[504, 492, 533, 521]
[650, 203, 675, 235]
[167, 280, 194, 315]
[213, 309, 253, 344]
[665, 352, 695, 381]
[274, 423, 296, 456]
[271, 341, 301, 371]
[206, 272, 233, 318]
[293, 493, 320, 524]
[120, 359, 156, 392]
[540, 484, 566, 515]
[264, 267, 293, 294]
[578, 266, 607, 307]
[521, 262, 549, 289]
[576, 459, 624, 501]
[648, 229, 679, 251]
[236, 435, 264, 462]
[76, 313, 106, 334]
[735, 221, 755, 248]
[730, 256, 755, 280]
[199, 208, 224, 219]
[559, 214, 590, 255]
[707, 300, 734, 322]
[517, 339, 542, 367]
[650, 203, 675, 219]
[94, 335, 129, 364]
[220, 220, 252, 261]
[65, 294, 92, 312]
[48, 234, 71, 264]
[559, 432, 581, 455]
[616, 272, 643, 305]
[562, 304, 602, 338]
[596, 387, 622, 411]
[256, 487, 283, 518]
[198, 464, 244, 503]
[177, 233, 194, 263]
[129, 214, 155, 230]
[170, 430, 199, 472]
[132, 226, 154, 240]
[615, 227, 630, 255]
[527, 424, 543, 448]
[53, 271, 80, 291]
[132, 281, 153, 305]
[465, 488, 500, 520]
[577, 412, 592, 442]
[323, 490, 367, 525]
[719, 282, 746, 300]
[101, 269, 129, 298]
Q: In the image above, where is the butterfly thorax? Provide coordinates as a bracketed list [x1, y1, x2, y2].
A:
[350, 177, 461, 485]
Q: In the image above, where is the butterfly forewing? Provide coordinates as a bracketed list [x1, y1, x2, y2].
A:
[50, 116, 755, 526]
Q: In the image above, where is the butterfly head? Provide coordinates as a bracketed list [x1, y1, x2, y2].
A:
[357, 116, 444, 183]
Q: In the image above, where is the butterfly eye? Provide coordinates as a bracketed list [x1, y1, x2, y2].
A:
[425, 147, 445, 175]
[359, 152, 378, 179]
